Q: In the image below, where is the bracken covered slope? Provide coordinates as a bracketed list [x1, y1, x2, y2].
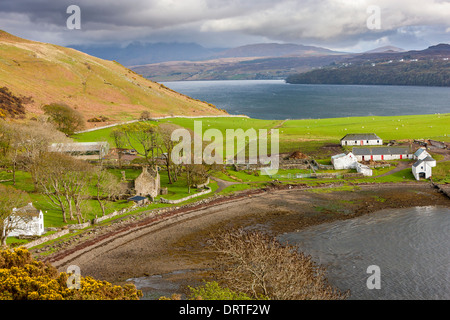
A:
[0, 30, 227, 125]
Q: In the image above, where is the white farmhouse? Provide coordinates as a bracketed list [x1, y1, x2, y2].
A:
[413, 147, 431, 161]
[356, 163, 373, 176]
[331, 152, 358, 170]
[412, 148, 436, 180]
[331, 152, 373, 176]
[352, 146, 413, 162]
[340, 133, 383, 146]
[412, 157, 436, 180]
[6, 203, 45, 238]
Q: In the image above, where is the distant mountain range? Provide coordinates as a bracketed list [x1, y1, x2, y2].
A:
[286, 44, 450, 87]
[70, 42, 225, 66]
[123, 42, 347, 81]
[70, 41, 449, 84]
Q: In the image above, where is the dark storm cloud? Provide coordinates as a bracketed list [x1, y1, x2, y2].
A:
[0, 0, 449, 51]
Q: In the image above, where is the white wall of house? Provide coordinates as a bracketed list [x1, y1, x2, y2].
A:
[341, 139, 383, 146]
[331, 153, 358, 169]
[412, 162, 433, 180]
[355, 154, 413, 162]
[356, 163, 373, 176]
[414, 148, 431, 161]
[7, 208, 45, 238]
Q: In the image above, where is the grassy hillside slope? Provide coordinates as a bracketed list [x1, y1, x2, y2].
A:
[0, 30, 227, 124]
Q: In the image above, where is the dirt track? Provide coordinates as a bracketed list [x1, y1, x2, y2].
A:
[41, 182, 449, 288]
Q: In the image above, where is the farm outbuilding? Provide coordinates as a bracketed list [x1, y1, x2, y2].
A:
[340, 133, 383, 146]
[331, 152, 358, 170]
[352, 146, 413, 162]
[412, 157, 436, 180]
[330, 152, 373, 176]
[49, 142, 110, 160]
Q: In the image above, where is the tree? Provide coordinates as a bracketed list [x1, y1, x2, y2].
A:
[121, 122, 159, 165]
[0, 185, 31, 247]
[14, 121, 69, 191]
[157, 123, 183, 184]
[94, 167, 121, 216]
[43, 103, 85, 135]
[35, 152, 94, 223]
[185, 163, 208, 194]
[110, 128, 127, 168]
[0, 120, 21, 185]
[209, 229, 348, 300]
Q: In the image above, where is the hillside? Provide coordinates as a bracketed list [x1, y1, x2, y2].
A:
[128, 42, 347, 81]
[131, 55, 349, 81]
[0, 30, 227, 125]
[286, 44, 450, 87]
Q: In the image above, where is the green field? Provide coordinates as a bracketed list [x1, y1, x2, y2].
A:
[73, 113, 450, 158]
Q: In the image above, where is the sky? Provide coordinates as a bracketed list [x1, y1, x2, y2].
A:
[0, 0, 449, 52]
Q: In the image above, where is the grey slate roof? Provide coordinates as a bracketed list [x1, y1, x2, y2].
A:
[341, 133, 381, 141]
[128, 195, 148, 202]
[413, 160, 424, 168]
[414, 148, 426, 157]
[422, 156, 436, 162]
[352, 146, 411, 156]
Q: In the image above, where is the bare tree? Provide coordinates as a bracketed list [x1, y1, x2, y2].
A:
[209, 229, 348, 300]
[121, 122, 159, 165]
[94, 167, 121, 216]
[185, 164, 208, 194]
[0, 184, 31, 247]
[110, 128, 127, 168]
[35, 152, 93, 223]
[157, 123, 184, 184]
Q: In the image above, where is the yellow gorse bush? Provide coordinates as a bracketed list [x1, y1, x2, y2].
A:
[0, 248, 142, 300]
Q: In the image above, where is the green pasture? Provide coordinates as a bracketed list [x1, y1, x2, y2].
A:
[73, 114, 450, 159]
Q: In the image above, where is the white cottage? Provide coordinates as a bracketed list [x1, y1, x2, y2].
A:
[413, 147, 431, 161]
[331, 152, 373, 176]
[352, 146, 413, 162]
[331, 152, 358, 170]
[7, 203, 45, 237]
[340, 133, 383, 146]
[356, 163, 373, 176]
[412, 156, 436, 180]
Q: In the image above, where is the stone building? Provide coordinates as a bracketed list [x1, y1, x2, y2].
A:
[134, 166, 160, 200]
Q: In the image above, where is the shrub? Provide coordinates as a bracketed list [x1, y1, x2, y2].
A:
[0, 248, 142, 300]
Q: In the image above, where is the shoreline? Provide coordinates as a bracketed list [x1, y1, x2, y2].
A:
[39, 182, 449, 292]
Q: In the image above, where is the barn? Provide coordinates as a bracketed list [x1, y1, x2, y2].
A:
[331, 152, 357, 170]
[340, 133, 383, 146]
[49, 142, 110, 160]
[352, 146, 413, 162]
[412, 157, 436, 180]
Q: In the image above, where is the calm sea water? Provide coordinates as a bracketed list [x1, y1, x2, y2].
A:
[162, 80, 450, 120]
[129, 206, 449, 300]
[279, 206, 450, 300]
